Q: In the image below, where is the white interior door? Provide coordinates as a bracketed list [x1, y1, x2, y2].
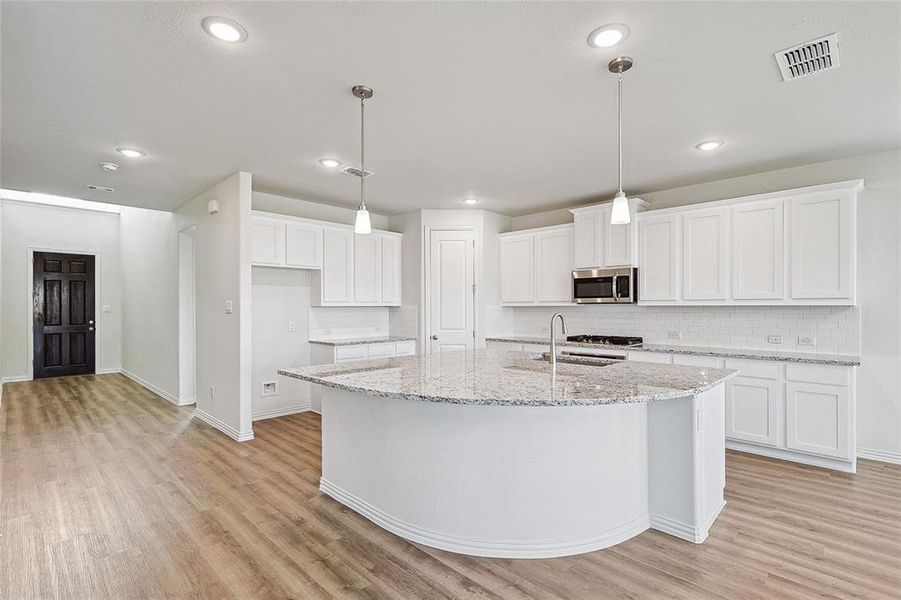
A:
[429, 229, 475, 353]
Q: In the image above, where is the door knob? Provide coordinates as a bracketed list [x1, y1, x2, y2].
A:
[430, 335, 438, 340]
[89, 320, 94, 325]
[88, 327, 94, 332]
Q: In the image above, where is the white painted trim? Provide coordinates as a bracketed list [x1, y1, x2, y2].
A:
[857, 447, 901, 465]
[1, 375, 32, 384]
[726, 440, 856, 473]
[193, 408, 255, 442]
[252, 405, 311, 421]
[650, 500, 726, 544]
[319, 478, 651, 559]
[25, 246, 104, 380]
[95, 367, 121, 375]
[120, 369, 190, 406]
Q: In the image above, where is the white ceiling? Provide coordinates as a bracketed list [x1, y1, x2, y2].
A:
[2, 2, 899, 215]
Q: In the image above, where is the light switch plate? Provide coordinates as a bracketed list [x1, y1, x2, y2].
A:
[767, 335, 784, 345]
[668, 331, 682, 340]
[225, 300, 233, 314]
[798, 336, 816, 346]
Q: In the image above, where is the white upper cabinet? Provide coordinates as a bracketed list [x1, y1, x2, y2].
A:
[380, 234, 402, 305]
[321, 228, 355, 303]
[636, 180, 860, 306]
[639, 214, 681, 301]
[732, 200, 784, 299]
[570, 199, 646, 269]
[572, 210, 601, 269]
[534, 227, 574, 303]
[500, 233, 536, 303]
[250, 217, 286, 266]
[682, 207, 730, 300]
[353, 233, 381, 303]
[789, 191, 853, 300]
[285, 222, 322, 269]
[499, 224, 573, 305]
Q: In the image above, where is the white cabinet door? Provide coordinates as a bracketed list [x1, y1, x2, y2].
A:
[251, 217, 285, 266]
[639, 214, 681, 301]
[322, 228, 354, 303]
[790, 192, 852, 299]
[603, 206, 633, 267]
[572, 210, 601, 269]
[354, 233, 381, 303]
[285, 222, 322, 269]
[732, 200, 784, 299]
[500, 234, 535, 303]
[380, 235, 402, 305]
[726, 376, 780, 446]
[683, 207, 729, 300]
[785, 381, 850, 458]
[534, 227, 573, 303]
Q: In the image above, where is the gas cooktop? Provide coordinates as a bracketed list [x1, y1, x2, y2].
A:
[565, 334, 643, 347]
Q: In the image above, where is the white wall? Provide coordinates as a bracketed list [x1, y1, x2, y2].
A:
[0, 199, 122, 381]
[508, 149, 901, 460]
[119, 206, 181, 401]
[175, 172, 254, 441]
[252, 267, 312, 420]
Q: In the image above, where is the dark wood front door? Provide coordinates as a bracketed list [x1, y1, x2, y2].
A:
[33, 252, 96, 379]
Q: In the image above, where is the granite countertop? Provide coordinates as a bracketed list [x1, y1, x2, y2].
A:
[308, 335, 416, 346]
[485, 336, 860, 366]
[279, 349, 735, 407]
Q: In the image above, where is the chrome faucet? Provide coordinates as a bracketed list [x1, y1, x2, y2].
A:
[549, 312, 568, 369]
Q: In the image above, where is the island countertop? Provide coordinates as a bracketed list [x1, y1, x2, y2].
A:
[279, 349, 736, 407]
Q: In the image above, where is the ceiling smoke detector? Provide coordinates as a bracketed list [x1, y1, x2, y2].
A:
[340, 166, 374, 179]
[774, 33, 840, 82]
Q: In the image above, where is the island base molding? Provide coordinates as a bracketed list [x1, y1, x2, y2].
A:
[317, 386, 726, 559]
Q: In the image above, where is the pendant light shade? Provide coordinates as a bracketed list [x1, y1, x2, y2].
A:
[608, 57, 633, 225]
[352, 85, 374, 234]
[354, 207, 372, 234]
[610, 191, 631, 225]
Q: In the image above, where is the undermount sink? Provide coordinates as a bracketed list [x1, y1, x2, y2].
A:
[535, 353, 620, 367]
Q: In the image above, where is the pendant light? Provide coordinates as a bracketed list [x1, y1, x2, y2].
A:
[352, 85, 373, 234]
[609, 56, 633, 225]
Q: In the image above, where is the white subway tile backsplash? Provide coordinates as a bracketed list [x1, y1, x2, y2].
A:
[491, 304, 860, 355]
[309, 307, 389, 339]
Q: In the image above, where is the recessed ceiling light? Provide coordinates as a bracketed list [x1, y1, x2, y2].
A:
[100, 162, 119, 172]
[463, 197, 480, 205]
[588, 24, 630, 49]
[319, 158, 341, 168]
[116, 147, 145, 158]
[202, 17, 247, 43]
[695, 139, 725, 152]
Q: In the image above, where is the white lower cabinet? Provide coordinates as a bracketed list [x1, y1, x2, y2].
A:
[785, 381, 850, 459]
[726, 376, 781, 447]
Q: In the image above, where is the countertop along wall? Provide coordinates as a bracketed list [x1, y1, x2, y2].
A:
[504, 149, 901, 461]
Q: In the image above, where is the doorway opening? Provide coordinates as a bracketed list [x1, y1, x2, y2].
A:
[178, 227, 197, 404]
[32, 251, 96, 378]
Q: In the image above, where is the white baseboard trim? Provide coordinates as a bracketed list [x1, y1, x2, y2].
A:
[194, 408, 254, 442]
[857, 447, 901, 465]
[319, 478, 650, 558]
[0, 375, 32, 384]
[96, 367, 122, 375]
[651, 499, 726, 544]
[252, 405, 311, 421]
[120, 369, 190, 406]
[726, 440, 856, 474]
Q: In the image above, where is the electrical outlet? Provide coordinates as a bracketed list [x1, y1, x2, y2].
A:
[261, 381, 278, 397]
[798, 336, 816, 346]
[224, 300, 233, 314]
[668, 331, 682, 340]
[209, 385, 215, 399]
[767, 335, 784, 345]
[288, 321, 296, 333]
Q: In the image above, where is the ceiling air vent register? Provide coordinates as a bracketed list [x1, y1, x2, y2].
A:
[340, 166, 374, 179]
[775, 33, 840, 82]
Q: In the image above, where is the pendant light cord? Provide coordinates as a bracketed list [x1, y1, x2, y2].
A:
[617, 68, 623, 195]
[360, 96, 366, 211]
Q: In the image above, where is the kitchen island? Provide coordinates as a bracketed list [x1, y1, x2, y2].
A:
[279, 349, 736, 558]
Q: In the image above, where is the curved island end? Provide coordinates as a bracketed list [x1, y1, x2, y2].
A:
[279, 350, 736, 559]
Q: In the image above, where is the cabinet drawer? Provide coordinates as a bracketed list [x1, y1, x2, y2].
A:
[367, 343, 396, 358]
[335, 345, 368, 362]
[672, 354, 724, 368]
[725, 358, 780, 380]
[628, 351, 673, 364]
[785, 363, 849, 387]
[395, 341, 416, 356]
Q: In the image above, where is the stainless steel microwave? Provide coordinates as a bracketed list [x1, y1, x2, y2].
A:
[572, 267, 638, 304]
